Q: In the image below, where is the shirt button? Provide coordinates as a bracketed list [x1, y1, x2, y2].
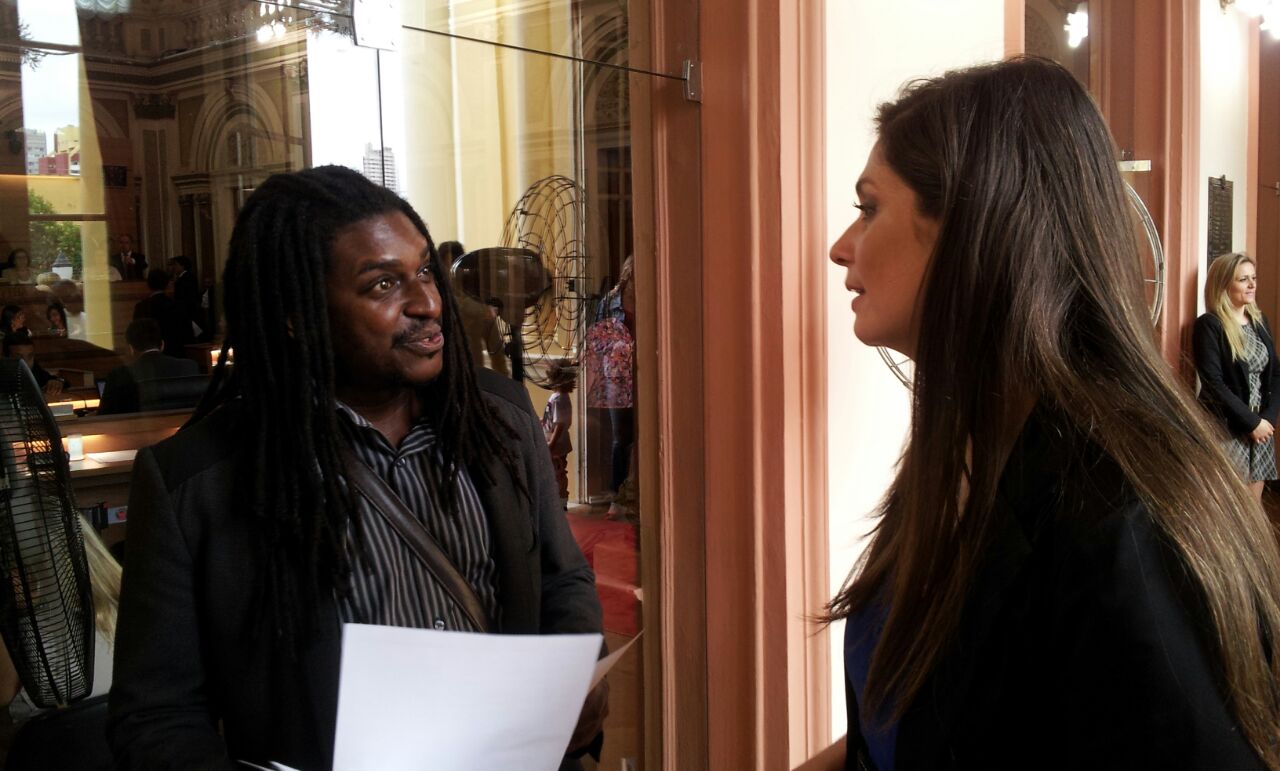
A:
[433, 618, 446, 630]
[395, 457, 407, 468]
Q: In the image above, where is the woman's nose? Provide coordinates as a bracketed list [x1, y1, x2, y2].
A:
[830, 224, 855, 266]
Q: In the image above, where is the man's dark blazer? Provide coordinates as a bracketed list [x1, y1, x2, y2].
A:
[98, 351, 199, 415]
[173, 270, 203, 334]
[1192, 312, 1280, 436]
[109, 369, 603, 769]
[844, 405, 1263, 770]
[110, 251, 148, 282]
[133, 292, 192, 359]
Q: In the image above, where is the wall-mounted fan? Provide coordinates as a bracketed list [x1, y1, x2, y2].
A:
[0, 359, 94, 708]
[495, 175, 593, 388]
[879, 180, 1167, 388]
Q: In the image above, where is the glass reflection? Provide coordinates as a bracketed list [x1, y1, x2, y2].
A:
[1, 2, 650, 764]
[399, 0, 648, 74]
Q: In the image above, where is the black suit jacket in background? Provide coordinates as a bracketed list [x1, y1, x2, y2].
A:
[173, 270, 203, 335]
[110, 251, 148, 282]
[133, 292, 192, 359]
[109, 369, 603, 770]
[1192, 312, 1280, 436]
[844, 404, 1264, 770]
[98, 351, 199, 415]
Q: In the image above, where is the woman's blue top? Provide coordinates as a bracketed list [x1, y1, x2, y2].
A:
[845, 600, 898, 770]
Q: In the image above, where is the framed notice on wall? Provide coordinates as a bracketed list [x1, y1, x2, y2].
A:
[1207, 175, 1233, 264]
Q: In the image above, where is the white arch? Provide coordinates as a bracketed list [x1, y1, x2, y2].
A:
[187, 81, 287, 172]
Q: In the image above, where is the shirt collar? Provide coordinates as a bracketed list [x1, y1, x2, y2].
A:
[334, 399, 438, 454]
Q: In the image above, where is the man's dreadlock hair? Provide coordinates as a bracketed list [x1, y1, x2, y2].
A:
[193, 165, 526, 641]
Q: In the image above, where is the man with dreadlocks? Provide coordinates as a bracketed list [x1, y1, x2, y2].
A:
[108, 166, 607, 769]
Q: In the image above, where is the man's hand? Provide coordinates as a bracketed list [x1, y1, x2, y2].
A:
[43, 379, 63, 399]
[1251, 418, 1275, 444]
[567, 680, 609, 755]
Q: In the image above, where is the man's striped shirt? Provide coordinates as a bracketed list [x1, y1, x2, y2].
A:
[334, 403, 500, 632]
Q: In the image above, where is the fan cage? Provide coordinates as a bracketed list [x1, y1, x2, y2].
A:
[0, 360, 93, 708]
[500, 175, 593, 388]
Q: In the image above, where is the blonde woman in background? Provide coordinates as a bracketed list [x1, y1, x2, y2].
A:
[1193, 252, 1280, 501]
[0, 517, 120, 757]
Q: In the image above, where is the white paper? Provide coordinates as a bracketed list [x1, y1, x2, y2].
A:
[333, 624, 602, 771]
[591, 631, 641, 689]
[86, 449, 138, 464]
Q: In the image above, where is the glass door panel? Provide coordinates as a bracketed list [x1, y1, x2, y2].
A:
[0, 0, 376, 380]
[399, 0, 656, 75]
[392, 17, 654, 765]
[0, 1, 688, 766]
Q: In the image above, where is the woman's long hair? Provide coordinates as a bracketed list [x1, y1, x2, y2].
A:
[826, 57, 1280, 766]
[1206, 252, 1264, 359]
[80, 515, 121, 643]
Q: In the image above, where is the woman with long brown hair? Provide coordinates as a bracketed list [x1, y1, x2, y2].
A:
[818, 58, 1280, 769]
[1194, 252, 1280, 501]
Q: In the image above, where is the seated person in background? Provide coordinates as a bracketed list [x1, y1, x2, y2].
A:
[1, 249, 36, 286]
[46, 280, 86, 340]
[133, 269, 191, 358]
[45, 303, 67, 338]
[98, 319, 199, 415]
[3, 331, 67, 399]
[0, 305, 25, 340]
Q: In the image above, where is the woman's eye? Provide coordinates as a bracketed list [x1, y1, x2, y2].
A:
[854, 203, 875, 218]
[374, 277, 395, 292]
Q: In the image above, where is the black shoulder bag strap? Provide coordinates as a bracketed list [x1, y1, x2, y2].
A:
[339, 447, 492, 633]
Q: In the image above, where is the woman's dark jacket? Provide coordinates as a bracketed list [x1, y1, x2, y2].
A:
[1192, 312, 1280, 436]
[845, 405, 1264, 770]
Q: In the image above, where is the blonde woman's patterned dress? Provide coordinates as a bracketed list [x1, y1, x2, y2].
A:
[1225, 322, 1278, 481]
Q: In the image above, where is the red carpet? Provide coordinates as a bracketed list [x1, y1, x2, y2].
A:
[568, 512, 641, 637]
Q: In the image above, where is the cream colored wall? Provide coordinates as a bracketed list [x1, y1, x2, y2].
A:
[824, 0, 1007, 739]
[398, 2, 577, 249]
[395, 3, 582, 502]
[74, 54, 111, 350]
[1198, 0, 1254, 313]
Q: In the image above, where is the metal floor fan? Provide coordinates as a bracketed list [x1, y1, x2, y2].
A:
[0, 359, 94, 709]
[451, 246, 552, 383]
[497, 175, 592, 388]
[878, 180, 1167, 388]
